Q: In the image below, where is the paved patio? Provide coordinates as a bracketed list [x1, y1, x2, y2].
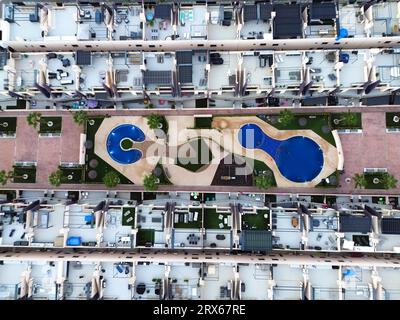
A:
[0, 114, 82, 185]
[0, 136, 16, 172]
[339, 111, 400, 192]
[15, 116, 38, 162]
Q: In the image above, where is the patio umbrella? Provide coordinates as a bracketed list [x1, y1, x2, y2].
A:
[89, 159, 98, 168]
[88, 170, 98, 180]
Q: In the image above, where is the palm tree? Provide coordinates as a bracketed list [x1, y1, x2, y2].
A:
[26, 112, 41, 129]
[382, 173, 398, 189]
[353, 173, 367, 189]
[278, 109, 295, 127]
[255, 174, 274, 190]
[0, 170, 14, 185]
[72, 110, 88, 126]
[0, 170, 9, 185]
[146, 114, 164, 129]
[48, 170, 62, 187]
[103, 171, 120, 188]
[143, 173, 158, 191]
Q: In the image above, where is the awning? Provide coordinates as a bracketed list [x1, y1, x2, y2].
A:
[241, 230, 273, 252]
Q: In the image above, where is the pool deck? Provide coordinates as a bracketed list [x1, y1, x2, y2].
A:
[94, 115, 339, 187]
[162, 138, 229, 186]
[95, 116, 162, 185]
[211, 116, 338, 188]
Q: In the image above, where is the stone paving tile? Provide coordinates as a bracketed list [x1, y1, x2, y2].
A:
[36, 137, 61, 185]
[60, 115, 83, 163]
[14, 116, 39, 162]
[339, 112, 400, 191]
[0, 137, 16, 172]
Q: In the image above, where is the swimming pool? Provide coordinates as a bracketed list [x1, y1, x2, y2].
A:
[106, 124, 145, 165]
[239, 123, 324, 183]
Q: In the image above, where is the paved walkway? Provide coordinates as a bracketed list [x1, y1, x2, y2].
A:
[1, 105, 400, 117]
[3, 182, 400, 196]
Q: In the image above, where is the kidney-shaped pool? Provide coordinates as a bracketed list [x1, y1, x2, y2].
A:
[238, 123, 324, 183]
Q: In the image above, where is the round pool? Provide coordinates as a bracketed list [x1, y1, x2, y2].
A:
[106, 124, 145, 165]
[239, 123, 324, 183]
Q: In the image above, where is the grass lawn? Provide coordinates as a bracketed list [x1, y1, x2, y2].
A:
[122, 207, 135, 227]
[13, 166, 36, 183]
[386, 113, 400, 128]
[176, 138, 213, 172]
[330, 113, 362, 129]
[252, 159, 277, 186]
[136, 229, 155, 246]
[204, 208, 230, 230]
[0, 117, 17, 134]
[242, 210, 269, 230]
[364, 172, 386, 189]
[194, 117, 213, 129]
[174, 208, 203, 229]
[39, 117, 62, 134]
[60, 167, 83, 184]
[259, 114, 336, 146]
[84, 117, 133, 184]
[154, 163, 172, 185]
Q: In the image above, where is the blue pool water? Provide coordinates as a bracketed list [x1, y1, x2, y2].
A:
[106, 124, 145, 165]
[239, 123, 324, 183]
